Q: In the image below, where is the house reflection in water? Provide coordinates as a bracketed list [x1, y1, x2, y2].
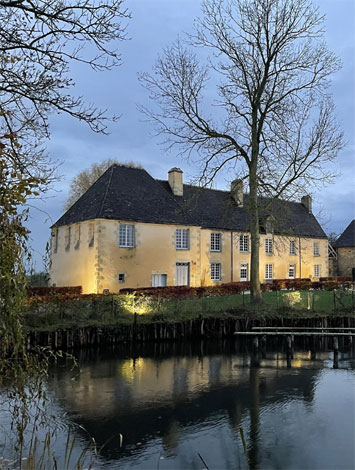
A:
[47, 339, 338, 467]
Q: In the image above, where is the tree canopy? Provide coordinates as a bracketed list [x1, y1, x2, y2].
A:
[140, 0, 344, 301]
[0, 0, 130, 185]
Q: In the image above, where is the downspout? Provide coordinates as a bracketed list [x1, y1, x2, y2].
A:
[231, 231, 234, 282]
[299, 237, 302, 278]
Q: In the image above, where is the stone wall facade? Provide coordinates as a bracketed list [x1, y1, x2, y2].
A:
[336, 247, 355, 277]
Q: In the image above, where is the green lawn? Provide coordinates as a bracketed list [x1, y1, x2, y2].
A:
[23, 288, 355, 331]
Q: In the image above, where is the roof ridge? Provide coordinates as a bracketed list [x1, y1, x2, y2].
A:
[97, 165, 114, 218]
[157, 178, 307, 207]
[156, 178, 231, 194]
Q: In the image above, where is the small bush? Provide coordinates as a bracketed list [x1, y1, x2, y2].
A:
[27, 286, 82, 297]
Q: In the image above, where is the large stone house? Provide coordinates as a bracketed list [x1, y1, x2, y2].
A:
[50, 164, 328, 293]
[333, 220, 355, 278]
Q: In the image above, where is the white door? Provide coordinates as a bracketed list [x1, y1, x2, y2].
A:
[176, 263, 189, 286]
[240, 263, 248, 282]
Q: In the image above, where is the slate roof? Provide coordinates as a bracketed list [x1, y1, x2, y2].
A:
[54, 164, 327, 239]
[334, 220, 355, 248]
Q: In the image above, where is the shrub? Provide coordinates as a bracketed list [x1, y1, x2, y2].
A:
[27, 286, 82, 297]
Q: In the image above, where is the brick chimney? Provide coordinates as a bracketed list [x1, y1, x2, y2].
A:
[231, 179, 243, 207]
[301, 195, 312, 213]
[168, 168, 183, 196]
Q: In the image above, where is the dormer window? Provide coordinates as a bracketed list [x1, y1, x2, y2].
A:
[265, 220, 273, 233]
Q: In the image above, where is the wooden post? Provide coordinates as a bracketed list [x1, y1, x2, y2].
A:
[333, 336, 339, 352]
[261, 334, 267, 358]
[333, 336, 339, 369]
[286, 335, 292, 351]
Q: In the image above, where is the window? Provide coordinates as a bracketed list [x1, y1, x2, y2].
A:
[240, 264, 248, 281]
[265, 219, 274, 234]
[152, 274, 167, 287]
[239, 235, 249, 252]
[265, 238, 273, 254]
[289, 264, 296, 278]
[88, 223, 94, 247]
[74, 225, 80, 250]
[314, 242, 320, 256]
[119, 224, 134, 247]
[118, 273, 125, 283]
[290, 240, 296, 255]
[65, 226, 71, 251]
[265, 264, 273, 280]
[211, 263, 221, 281]
[210, 233, 221, 252]
[314, 264, 320, 278]
[52, 228, 58, 254]
[176, 228, 189, 250]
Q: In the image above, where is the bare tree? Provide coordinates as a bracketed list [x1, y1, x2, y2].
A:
[140, 0, 344, 302]
[0, 0, 130, 184]
[64, 159, 142, 209]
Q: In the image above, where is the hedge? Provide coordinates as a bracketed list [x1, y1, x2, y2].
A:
[120, 278, 354, 299]
[25, 277, 355, 303]
[27, 286, 82, 297]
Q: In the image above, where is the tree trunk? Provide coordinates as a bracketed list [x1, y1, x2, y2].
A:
[249, 157, 262, 303]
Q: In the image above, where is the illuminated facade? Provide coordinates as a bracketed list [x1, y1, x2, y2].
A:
[50, 165, 328, 293]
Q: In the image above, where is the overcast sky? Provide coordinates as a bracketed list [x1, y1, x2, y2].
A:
[26, 0, 355, 270]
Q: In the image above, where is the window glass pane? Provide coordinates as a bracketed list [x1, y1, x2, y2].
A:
[265, 264, 273, 279]
[289, 264, 295, 278]
[290, 241, 296, 255]
[239, 235, 249, 252]
[176, 229, 189, 249]
[119, 224, 134, 247]
[265, 238, 273, 254]
[211, 263, 221, 281]
[314, 265, 320, 277]
[211, 233, 221, 251]
[314, 243, 319, 256]
[152, 274, 168, 287]
[240, 264, 248, 281]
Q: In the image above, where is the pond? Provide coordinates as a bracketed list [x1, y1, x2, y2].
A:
[1, 339, 354, 469]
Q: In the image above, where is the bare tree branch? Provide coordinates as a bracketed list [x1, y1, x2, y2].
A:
[140, 0, 344, 302]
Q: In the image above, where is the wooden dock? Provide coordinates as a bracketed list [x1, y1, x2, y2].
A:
[234, 331, 355, 336]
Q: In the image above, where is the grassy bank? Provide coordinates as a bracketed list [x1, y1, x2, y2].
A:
[23, 289, 355, 332]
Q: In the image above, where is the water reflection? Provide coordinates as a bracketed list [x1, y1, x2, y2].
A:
[48, 339, 355, 469]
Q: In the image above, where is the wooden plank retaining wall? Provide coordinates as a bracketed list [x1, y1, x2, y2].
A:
[26, 316, 355, 350]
